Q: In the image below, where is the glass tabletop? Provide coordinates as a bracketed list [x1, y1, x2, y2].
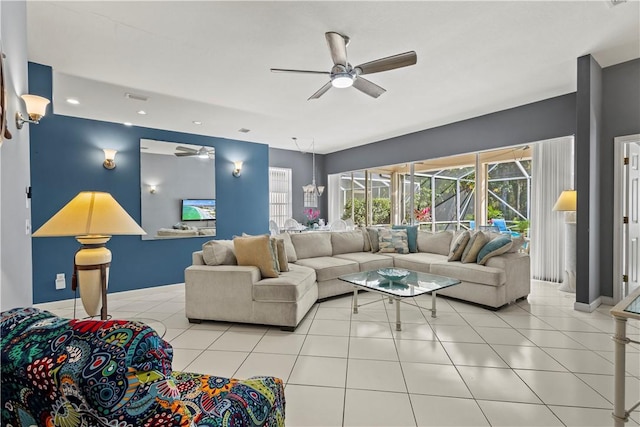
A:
[624, 295, 640, 315]
[339, 269, 460, 298]
[611, 287, 640, 320]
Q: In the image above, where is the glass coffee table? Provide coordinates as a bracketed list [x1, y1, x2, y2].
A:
[339, 269, 460, 331]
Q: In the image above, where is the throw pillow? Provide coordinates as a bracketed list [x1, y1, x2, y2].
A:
[233, 234, 279, 278]
[378, 228, 409, 254]
[270, 238, 281, 272]
[417, 231, 454, 256]
[477, 236, 513, 265]
[274, 238, 289, 272]
[460, 231, 489, 263]
[362, 228, 372, 252]
[275, 232, 297, 262]
[202, 240, 237, 266]
[448, 231, 471, 262]
[392, 225, 418, 253]
[366, 227, 381, 253]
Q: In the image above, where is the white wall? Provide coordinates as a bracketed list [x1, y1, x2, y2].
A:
[0, 0, 33, 310]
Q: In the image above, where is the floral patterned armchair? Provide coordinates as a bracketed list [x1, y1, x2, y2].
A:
[0, 307, 285, 426]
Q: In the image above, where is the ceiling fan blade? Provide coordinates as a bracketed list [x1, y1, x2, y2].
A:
[355, 51, 417, 75]
[325, 32, 348, 65]
[270, 68, 330, 75]
[176, 146, 197, 152]
[174, 152, 195, 157]
[352, 77, 386, 98]
[308, 81, 333, 100]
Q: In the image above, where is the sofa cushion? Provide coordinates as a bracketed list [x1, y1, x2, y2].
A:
[332, 230, 365, 255]
[477, 236, 513, 265]
[392, 225, 419, 253]
[448, 231, 471, 262]
[275, 232, 297, 262]
[334, 252, 394, 271]
[393, 252, 449, 273]
[252, 264, 316, 303]
[461, 231, 489, 263]
[294, 256, 359, 282]
[290, 232, 332, 259]
[430, 262, 506, 287]
[417, 231, 454, 255]
[506, 235, 526, 253]
[234, 234, 279, 278]
[378, 228, 409, 254]
[202, 240, 237, 266]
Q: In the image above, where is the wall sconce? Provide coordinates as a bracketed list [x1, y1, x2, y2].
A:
[149, 185, 157, 194]
[232, 161, 243, 177]
[103, 149, 117, 170]
[15, 94, 50, 129]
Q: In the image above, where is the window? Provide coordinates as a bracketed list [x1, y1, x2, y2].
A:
[269, 167, 292, 228]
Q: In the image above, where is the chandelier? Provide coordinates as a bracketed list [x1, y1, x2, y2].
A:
[297, 137, 324, 197]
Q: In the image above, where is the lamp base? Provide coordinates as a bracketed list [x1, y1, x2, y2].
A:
[559, 222, 576, 293]
[74, 236, 111, 319]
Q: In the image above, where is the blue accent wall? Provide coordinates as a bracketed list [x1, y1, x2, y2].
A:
[28, 63, 269, 303]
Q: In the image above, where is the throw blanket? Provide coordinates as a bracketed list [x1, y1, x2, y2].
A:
[1, 307, 285, 426]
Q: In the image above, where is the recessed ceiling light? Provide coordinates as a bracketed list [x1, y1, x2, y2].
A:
[193, 121, 202, 125]
[66, 98, 79, 105]
[238, 128, 251, 133]
[137, 110, 147, 115]
[123, 122, 132, 126]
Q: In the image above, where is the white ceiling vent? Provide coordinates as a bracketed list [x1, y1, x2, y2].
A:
[124, 92, 148, 101]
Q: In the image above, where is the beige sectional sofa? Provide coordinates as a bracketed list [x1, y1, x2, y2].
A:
[184, 229, 530, 330]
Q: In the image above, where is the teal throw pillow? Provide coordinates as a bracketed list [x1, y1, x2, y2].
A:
[392, 225, 418, 253]
[477, 236, 513, 265]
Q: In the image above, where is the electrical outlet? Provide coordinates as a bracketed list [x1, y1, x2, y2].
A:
[55, 273, 66, 290]
[25, 219, 31, 235]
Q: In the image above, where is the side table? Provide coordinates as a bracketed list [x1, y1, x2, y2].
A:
[610, 287, 640, 427]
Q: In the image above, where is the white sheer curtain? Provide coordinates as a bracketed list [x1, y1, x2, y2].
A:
[327, 174, 341, 225]
[531, 136, 574, 282]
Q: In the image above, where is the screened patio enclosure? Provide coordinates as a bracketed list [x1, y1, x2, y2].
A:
[335, 145, 532, 233]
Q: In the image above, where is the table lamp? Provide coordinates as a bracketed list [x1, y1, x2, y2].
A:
[553, 189, 577, 293]
[33, 191, 146, 319]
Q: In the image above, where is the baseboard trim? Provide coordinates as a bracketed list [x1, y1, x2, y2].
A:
[600, 296, 615, 306]
[574, 297, 602, 313]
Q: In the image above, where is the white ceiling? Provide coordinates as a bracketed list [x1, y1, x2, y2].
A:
[26, 1, 639, 154]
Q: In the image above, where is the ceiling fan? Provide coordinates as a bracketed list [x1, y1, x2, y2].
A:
[174, 146, 214, 159]
[271, 32, 417, 100]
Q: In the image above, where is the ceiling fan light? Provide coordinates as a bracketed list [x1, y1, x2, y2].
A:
[331, 74, 354, 88]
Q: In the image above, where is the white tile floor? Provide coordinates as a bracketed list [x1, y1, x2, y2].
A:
[35, 280, 640, 427]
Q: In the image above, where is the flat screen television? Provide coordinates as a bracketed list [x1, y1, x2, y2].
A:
[181, 199, 216, 221]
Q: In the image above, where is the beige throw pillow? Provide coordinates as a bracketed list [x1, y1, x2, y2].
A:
[233, 234, 279, 278]
[448, 231, 471, 262]
[460, 231, 489, 263]
[202, 240, 237, 266]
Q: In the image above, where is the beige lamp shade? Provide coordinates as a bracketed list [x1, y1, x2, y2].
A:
[21, 94, 50, 120]
[553, 190, 577, 211]
[33, 191, 146, 237]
